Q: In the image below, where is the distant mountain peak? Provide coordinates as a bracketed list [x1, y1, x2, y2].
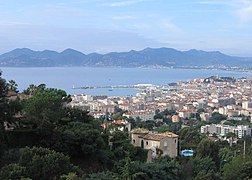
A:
[61, 48, 85, 55]
[0, 47, 251, 67]
[188, 49, 199, 52]
[11, 48, 34, 53]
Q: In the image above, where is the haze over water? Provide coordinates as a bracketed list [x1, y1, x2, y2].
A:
[1, 67, 250, 96]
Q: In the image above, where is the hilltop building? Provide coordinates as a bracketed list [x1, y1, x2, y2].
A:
[131, 129, 178, 159]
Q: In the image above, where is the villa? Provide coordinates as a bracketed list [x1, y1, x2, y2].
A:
[131, 128, 178, 159]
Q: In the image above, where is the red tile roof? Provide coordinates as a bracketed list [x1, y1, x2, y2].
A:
[131, 128, 149, 134]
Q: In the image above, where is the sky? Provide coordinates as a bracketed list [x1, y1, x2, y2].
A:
[1, 0, 252, 56]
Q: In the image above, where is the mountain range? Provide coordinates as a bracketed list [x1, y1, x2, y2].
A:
[0, 47, 252, 68]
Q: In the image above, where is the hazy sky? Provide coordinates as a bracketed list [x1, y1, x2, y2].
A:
[1, 0, 252, 56]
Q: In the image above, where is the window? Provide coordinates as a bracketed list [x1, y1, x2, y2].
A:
[164, 141, 168, 147]
[133, 139, 135, 144]
[146, 141, 149, 145]
[174, 139, 177, 143]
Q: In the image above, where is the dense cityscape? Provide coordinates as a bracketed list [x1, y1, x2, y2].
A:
[70, 75, 252, 142]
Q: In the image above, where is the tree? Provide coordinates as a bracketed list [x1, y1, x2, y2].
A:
[0, 163, 28, 179]
[178, 127, 203, 149]
[197, 108, 205, 113]
[190, 156, 216, 178]
[23, 147, 79, 179]
[86, 171, 119, 180]
[0, 71, 8, 121]
[162, 109, 177, 116]
[209, 112, 226, 124]
[219, 147, 233, 169]
[62, 107, 93, 125]
[154, 113, 162, 119]
[60, 172, 82, 180]
[157, 124, 169, 133]
[117, 156, 144, 180]
[239, 161, 252, 179]
[22, 88, 67, 128]
[23, 84, 46, 95]
[7, 80, 18, 93]
[169, 122, 182, 133]
[195, 170, 220, 180]
[0, 71, 8, 156]
[58, 122, 105, 157]
[110, 131, 129, 150]
[226, 132, 236, 139]
[222, 156, 250, 180]
[0, 147, 81, 180]
[128, 156, 181, 180]
[23, 84, 37, 95]
[142, 120, 156, 130]
[197, 139, 220, 166]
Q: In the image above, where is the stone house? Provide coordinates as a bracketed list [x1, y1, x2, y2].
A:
[131, 129, 178, 158]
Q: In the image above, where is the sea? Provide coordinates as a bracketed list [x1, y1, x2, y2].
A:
[1, 67, 250, 96]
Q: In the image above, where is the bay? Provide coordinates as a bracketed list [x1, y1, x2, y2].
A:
[0, 67, 250, 96]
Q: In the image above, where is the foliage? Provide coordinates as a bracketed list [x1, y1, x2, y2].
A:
[128, 156, 181, 180]
[117, 156, 144, 180]
[154, 109, 177, 120]
[23, 84, 45, 95]
[86, 171, 118, 180]
[53, 122, 106, 157]
[209, 112, 227, 124]
[109, 131, 147, 162]
[0, 71, 8, 121]
[190, 156, 216, 177]
[0, 71, 8, 99]
[0, 163, 28, 179]
[22, 88, 67, 128]
[157, 124, 170, 133]
[194, 170, 220, 180]
[110, 131, 129, 149]
[60, 172, 82, 180]
[0, 147, 81, 180]
[223, 120, 235, 126]
[178, 127, 203, 149]
[130, 119, 157, 130]
[197, 138, 220, 166]
[8, 98, 22, 117]
[61, 107, 94, 124]
[157, 123, 181, 133]
[0, 72, 8, 157]
[218, 147, 234, 168]
[108, 156, 181, 180]
[222, 156, 252, 180]
[7, 80, 18, 93]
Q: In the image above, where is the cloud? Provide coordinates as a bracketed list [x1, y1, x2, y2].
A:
[104, 0, 151, 7]
[162, 22, 182, 33]
[195, 0, 252, 22]
[193, 0, 232, 5]
[112, 15, 135, 20]
[239, 6, 252, 21]
[0, 21, 32, 26]
[238, 0, 252, 22]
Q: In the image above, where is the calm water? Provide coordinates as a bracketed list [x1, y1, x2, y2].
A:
[0, 67, 250, 96]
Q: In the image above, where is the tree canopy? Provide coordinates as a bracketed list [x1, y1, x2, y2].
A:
[0, 147, 81, 180]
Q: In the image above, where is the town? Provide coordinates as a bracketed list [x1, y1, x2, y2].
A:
[2, 75, 252, 179]
[69, 76, 252, 140]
